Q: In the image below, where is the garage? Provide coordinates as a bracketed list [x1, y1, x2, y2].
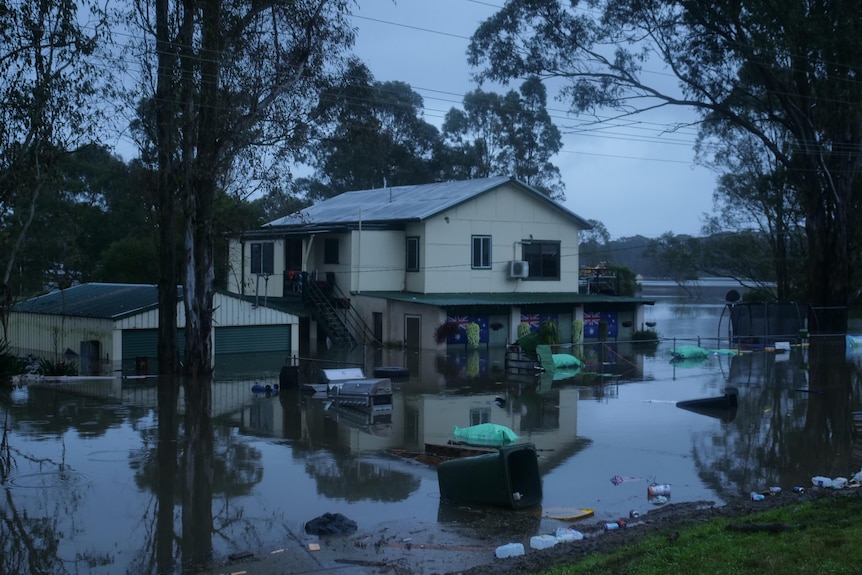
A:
[10, 283, 300, 374]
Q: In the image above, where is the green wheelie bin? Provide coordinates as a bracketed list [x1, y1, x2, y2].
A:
[437, 442, 542, 509]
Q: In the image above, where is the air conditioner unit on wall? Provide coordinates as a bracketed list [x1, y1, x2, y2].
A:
[508, 260, 529, 279]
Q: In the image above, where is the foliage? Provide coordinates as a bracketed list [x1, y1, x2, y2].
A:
[0, 340, 25, 377]
[699, 128, 806, 300]
[543, 494, 862, 575]
[538, 320, 559, 344]
[632, 329, 659, 343]
[468, 0, 862, 328]
[434, 322, 460, 345]
[309, 61, 441, 195]
[609, 265, 641, 297]
[645, 233, 703, 295]
[441, 77, 564, 199]
[0, 0, 110, 319]
[466, 323, 480, 349]
[517, 322, 531, 340]
[36, 358, 78, 377]
[742, 287, 777, 304]
[578, 219, 612, 266]
[130, 0, 356, 376]
[572, 320, 584, 345]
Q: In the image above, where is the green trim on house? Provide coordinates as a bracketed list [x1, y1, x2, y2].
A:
[357, 291, 654, 307]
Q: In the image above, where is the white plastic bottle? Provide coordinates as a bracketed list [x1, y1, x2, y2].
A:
[812, 475, 834, 488]
[555, 527, 584, 542]
[495, 542, 525, 559]
[530, 534, 558, 550]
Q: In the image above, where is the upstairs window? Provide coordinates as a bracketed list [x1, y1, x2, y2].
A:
[472, 235, 492, 269]
[406, 236, 420, 271]
[250, 242, 274, 275]
[324, 238, 339, 264]
[523, 240, 560, 280]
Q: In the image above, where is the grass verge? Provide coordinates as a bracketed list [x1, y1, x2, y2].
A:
[543, 493, 862, 575]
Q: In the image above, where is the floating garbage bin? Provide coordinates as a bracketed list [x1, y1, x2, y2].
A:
[437, 443, 542, 509]
[279, 364, 299, 388]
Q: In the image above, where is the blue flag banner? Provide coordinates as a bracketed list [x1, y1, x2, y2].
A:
[520, 312, 559, 332]
[446, 315, 489, 344]
[584, 310, 618, 338]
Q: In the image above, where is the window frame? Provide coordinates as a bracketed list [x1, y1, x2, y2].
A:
[471, 235, 492, 269]
[250, 242, 274, 275]
[522, 240, 560, 280]
[406, 236, 420, 272]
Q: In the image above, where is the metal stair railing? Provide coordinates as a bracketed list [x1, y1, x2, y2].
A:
[325, 280, 383, 347]
[302, 274, 356, 347]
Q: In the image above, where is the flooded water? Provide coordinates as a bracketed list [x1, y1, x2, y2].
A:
[3, 280, 862, 574]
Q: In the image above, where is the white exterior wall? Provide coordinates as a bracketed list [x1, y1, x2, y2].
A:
[228, 239, 287, 299]
[422, 183, 583, 294]
[349, 229, 405, 292]
[9, 312, 115, 360]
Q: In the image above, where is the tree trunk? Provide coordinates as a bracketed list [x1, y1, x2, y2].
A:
[805, 156, 853, 335]
[155, 0, 178, 375]
[182, 0, 219, 379]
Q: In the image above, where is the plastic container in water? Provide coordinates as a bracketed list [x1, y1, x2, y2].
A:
[648, 483, 671, 497]
[530, 534, 557, 550]
[832, 477, 848, 489]
[750, 491, 765, 501]
[555, 527, 584, 542]
[495, 542, 525, 559]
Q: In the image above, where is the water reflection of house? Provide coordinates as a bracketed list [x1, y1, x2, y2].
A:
[226, 176, 653, 351]
[273, 380, 590, 473]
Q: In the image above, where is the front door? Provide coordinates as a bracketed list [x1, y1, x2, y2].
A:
[404, 315, 421, 350]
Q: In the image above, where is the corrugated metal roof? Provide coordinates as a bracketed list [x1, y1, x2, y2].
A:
[264, 176, 592, 229]
[359, 291, 654, 307]
[13, 283, 179, 320]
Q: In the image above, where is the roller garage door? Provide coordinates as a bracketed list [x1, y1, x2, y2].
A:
[121, 329, 186, 360]
[214, 325, 291, 354]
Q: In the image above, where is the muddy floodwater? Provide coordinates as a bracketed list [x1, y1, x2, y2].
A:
[3, 280, 862, 574]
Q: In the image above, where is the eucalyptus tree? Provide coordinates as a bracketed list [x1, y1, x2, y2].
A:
[309, 60, 441, 196]
[700, 128, 806, 299]
[441, 77, 564, 199]
[0, 0, 110, 340]
[469, 1, 862, 331]
[129, 0, 355, 377]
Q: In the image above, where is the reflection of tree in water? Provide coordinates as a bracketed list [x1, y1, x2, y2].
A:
[690, 344, 861, 500]
[306, 453, 420, 502]
[132, 423, 264, 498]
[0, 411, 97, 574]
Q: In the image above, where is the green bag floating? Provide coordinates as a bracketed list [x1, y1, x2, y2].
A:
[453, 423, 519, 447]
[669, 345, 709, 359]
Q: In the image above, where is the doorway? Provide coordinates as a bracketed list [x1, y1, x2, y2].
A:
[404, 315, 421, 350]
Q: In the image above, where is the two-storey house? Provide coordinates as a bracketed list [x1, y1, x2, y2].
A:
[226, 176, 650, 350]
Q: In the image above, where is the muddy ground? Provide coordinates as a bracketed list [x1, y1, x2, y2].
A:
[202, 488, 852, 575]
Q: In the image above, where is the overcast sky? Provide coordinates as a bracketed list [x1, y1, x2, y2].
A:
[351, 0, 718, 239]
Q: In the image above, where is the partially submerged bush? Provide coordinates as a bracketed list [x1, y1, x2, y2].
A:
[632, 329, 659, 342]
[434, 321, 460, 344]
[0, 340, 25, 378]
[37, 358, 78, 376]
